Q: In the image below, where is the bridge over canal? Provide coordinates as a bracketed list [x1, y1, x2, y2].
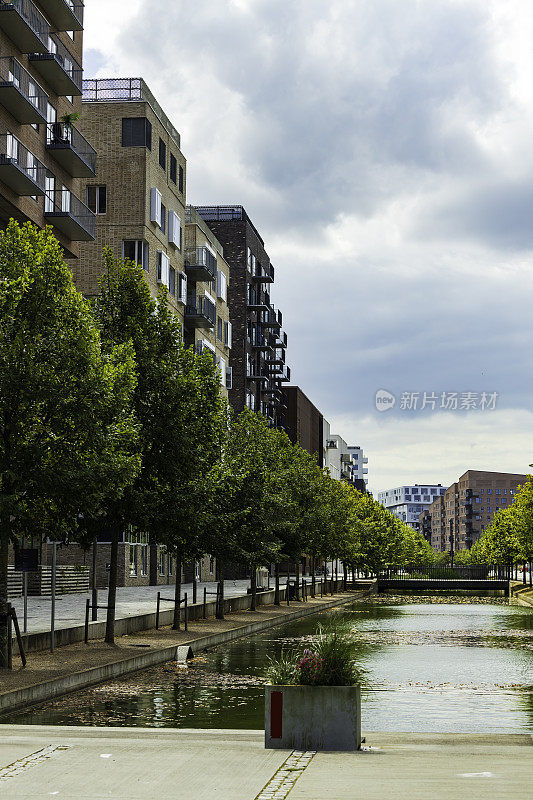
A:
[377, 565, 510, 595]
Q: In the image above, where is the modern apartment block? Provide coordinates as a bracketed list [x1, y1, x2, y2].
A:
[348, 446, 368, 488]
[284, 386, 323, 464]
[194, 206, 289, 428]
[324, 433, 359, 485]
[422, 470, 527, 552]
[0, 0, 96, 255]
[75, 78, 187, 311]
[378, 484, 447, 532]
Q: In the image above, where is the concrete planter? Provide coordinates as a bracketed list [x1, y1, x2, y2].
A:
[265, 684, 361, 751]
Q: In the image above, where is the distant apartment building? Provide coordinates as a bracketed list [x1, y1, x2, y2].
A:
[348, 446, 368, 488]
[324, 433, 359, 485]
[0, 0, 96, 255]
[422, 470, 528, 552]
[284, 386, 323, 464]
[195, 205, 289, 428]
[378, 485, 447, 532]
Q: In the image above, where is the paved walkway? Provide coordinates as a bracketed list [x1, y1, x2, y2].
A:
[10, 579, 289, 636]
[0, 727, 530, 799]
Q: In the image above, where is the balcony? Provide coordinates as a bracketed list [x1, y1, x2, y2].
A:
[0, 0, 49, 53]
[268, 347, 285, 365]
[270, 364, 291, 382]
[0, 57, 47, 123]
[44, 188, 95, 241]
[38, 0, 83, 31]
[29, 34, 82, 96]
[184, 295, 216, 329]
[0, 134, 45, 195]
[247, 291, 270, 312]
[246, 363, 270, 384]
[184, 247, 217, 282]
[46, 122, 96, 177]
[251, 330, 275, 351]
[251, 263, 274, 283]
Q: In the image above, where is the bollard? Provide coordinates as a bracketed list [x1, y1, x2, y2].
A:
[156, 591, 161, 630]
[84, 598, 90, 644]
[203, 587, 207, 619]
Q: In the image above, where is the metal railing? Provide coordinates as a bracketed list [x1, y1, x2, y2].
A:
[0, 56, 47, 117]
[378, 564, 507, 581]
[44, 188, 96, 238]
[185, 295, 216, 325]
[194, 205, 244, 222]
[0, 133, 46, 191]
[47, 34, 82, 92]
[2, 0, 50, 47]
[46, 122, 96, 172]
[184, 246, 217, 279]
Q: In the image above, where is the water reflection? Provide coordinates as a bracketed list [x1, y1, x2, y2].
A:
[6, 600, 533, 733]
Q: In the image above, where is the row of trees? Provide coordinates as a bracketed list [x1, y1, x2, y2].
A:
[0, 221, 432, 667]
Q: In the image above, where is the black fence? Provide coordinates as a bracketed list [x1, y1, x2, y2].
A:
[378, 564, 510, 581]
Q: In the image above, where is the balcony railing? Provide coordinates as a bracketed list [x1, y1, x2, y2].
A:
[38, 0, 83, 31]
[44, 188, 95, 241]
[185, 295, 216, 329]
[0, 57, 47, 123]
[46, 121, 96, 177]
[0, 133, 46, 194]
[29, 33, 82, 96]
[0, 0, 49, 53]
[184, 247, 217, 282]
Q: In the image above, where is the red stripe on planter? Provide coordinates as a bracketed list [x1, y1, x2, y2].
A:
[270, 691, 283, 739]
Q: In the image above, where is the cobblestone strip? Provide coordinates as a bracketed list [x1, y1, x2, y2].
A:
[0, 744, 70, 783]
[255, 750, 316, 799]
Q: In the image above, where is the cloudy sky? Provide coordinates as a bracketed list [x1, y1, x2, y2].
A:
[84, 0, 533, 493]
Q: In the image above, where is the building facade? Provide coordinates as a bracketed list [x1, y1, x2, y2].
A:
[378, 485, 447, 532]
[347, 446, 368, 488]
[194, 206, 289, 428]
[324, 433, 358, 485]
[75, 77, 187, 316]
[0, 0, 96, 255]
[422, 470, 527, 553]
[284, 386, 323, 464]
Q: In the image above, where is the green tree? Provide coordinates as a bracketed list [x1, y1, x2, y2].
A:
[0, 222, 138, 666]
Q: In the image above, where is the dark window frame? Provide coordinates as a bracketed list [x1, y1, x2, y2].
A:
[122, 117, 152, 150]
[170, 153, 177, 184]
[159, 137, 166, 170]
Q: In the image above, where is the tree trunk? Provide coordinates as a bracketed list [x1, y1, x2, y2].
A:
[274, 562, 280, 605]
[105, 523, 120, 645]
[0, 529, 10, 668]
[217, 560, 225, 620]
[250, 566, 257, 611]
[294, 558, 300, 601]
[311, 555, 316, 598]
[172, 553, 182, 630]
[343, 560, 348, 591]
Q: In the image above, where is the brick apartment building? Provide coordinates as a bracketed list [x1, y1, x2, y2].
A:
[194, 205, 289, 429]
[421, 470, 528, 553]
[0, 0, 96, 254]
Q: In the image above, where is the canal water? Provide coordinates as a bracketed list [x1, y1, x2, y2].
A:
[7, 597, 533, 733]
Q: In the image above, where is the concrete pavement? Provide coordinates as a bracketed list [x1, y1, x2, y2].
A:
[10, 579, 277, 637]
[0, 726, 531, 799]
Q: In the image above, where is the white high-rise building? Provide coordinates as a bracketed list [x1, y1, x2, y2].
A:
[378, 484, 447, 532]
[348, 446, 368, 488]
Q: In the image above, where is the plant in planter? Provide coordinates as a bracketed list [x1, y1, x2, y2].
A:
[265, 623, 367, 751]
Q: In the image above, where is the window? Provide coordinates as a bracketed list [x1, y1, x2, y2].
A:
[160, 202, 166, 234]
[226, 365, 233, 390]
[217, 270, 227, 302]
[178, 164, 184, 193]
[122, 117, 152, 149]
[169, 266, 176, 296]
[123, 240, 149, 271]
[140, 545, 148, 577]
[158, 550, 165, 576]
[157, 250, 170, 287]
[150, 187, 162, 225]
[209, 556, 215, 573]
[224, 321, 232, 348]
[170, 153, 177, 184]
[168, 210, 181, 247]
[86, 185, 106, 214]
[487, 488, 492, 495]
[177, 271, 187, 304]
[217, 317, 223, 341]
[159, 138, 166, 170]
[495, 489, 501, 495]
